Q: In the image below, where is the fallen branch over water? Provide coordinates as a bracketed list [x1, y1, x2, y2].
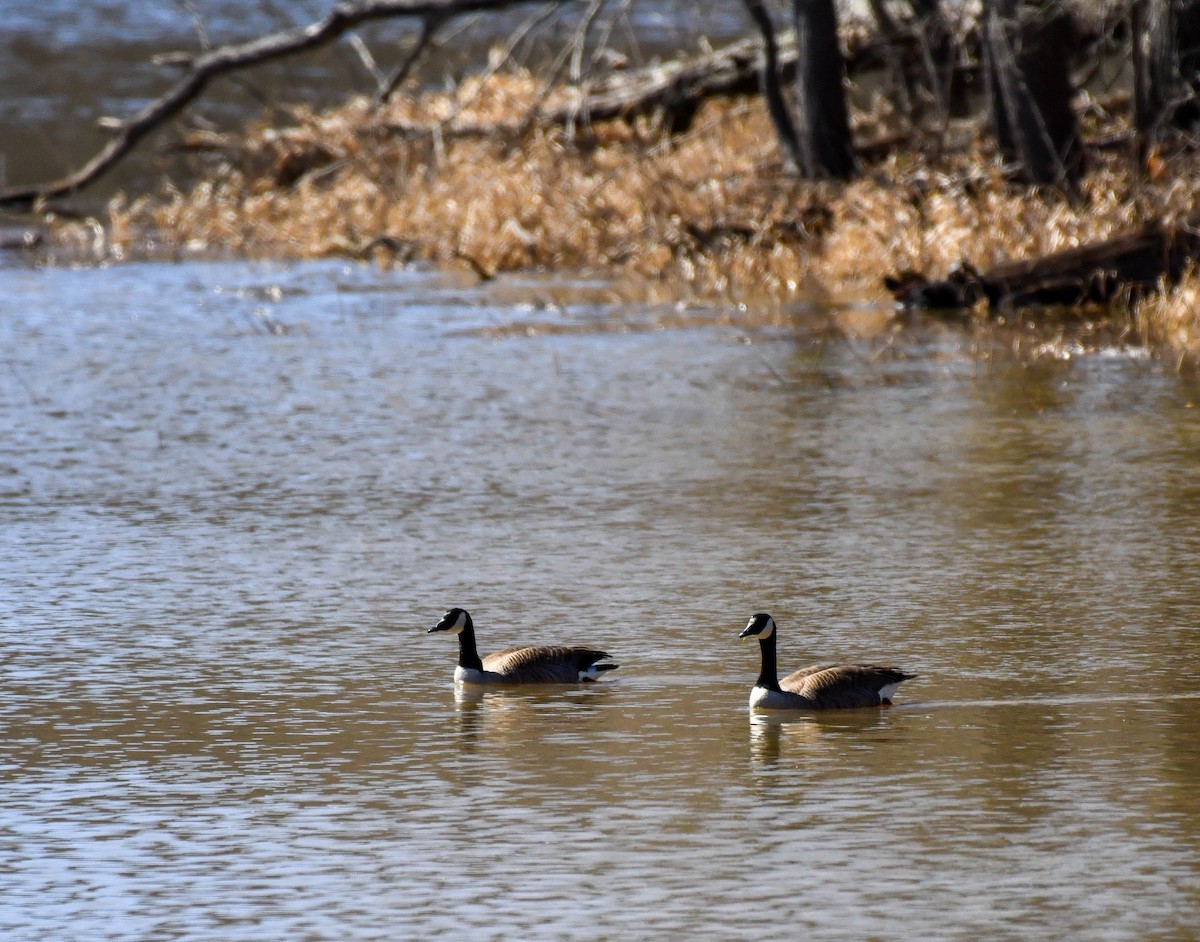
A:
[1, 1, 923, 211]
[0, 0, 570, 209]
[539, 37, 763, 132]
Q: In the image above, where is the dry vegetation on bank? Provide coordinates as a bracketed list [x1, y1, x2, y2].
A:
[57, 68, 1200, 362]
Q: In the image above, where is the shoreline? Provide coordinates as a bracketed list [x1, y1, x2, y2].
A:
[36, 70, 1200, 365]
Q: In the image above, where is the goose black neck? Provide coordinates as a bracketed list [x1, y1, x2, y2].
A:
[756, 632, 782, 692]
[457, 622, 484, 672]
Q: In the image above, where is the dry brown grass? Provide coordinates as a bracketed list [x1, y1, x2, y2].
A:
[56, 68, 1200, 362]
[1133, 269, 1200, 366]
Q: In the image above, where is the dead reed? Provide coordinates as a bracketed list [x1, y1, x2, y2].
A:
[62, 69, 1200, 362]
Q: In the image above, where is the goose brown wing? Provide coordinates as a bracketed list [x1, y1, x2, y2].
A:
[483, 645, 614, 683]
[781, 664, 913, 709]
[780, 663, 841, 685]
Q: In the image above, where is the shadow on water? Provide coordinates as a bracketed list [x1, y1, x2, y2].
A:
[452, 682, 619, 705]
[748, 706, 906, 766]
[448, 682, 620, 747]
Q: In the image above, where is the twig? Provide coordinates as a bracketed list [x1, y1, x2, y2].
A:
[347, 32, 387, 87]
[438, 4, 560, 129]
[0, 0, 578, 209]
[374, 13, 448, 106]
[569, 0, 608, 85]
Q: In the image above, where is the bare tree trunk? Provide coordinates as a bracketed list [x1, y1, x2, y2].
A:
[909, 0, 970, 120]
[741, 0, 803, 170]
[982, 0, 1084, 186]
[1133, 0, 1200, 161]
[791, 0, 858, 179]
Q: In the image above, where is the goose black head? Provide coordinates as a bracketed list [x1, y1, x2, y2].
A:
[738, 613, 776, 639]
[429, 607, 471, 634]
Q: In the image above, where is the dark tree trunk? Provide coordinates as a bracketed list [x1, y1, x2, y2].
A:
[741, 0, 804, 170]
[868, 0, 966, 125]
[791, 0, 858, 179]
[982, 0, 1084, 186]
[911, 0, 972, 119]
[1134, 0, 1200, 160]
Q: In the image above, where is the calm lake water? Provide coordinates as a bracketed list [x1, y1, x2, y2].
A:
[2, 255, 1199, 939]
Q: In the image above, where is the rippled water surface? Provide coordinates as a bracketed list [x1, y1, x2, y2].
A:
[2, 258, 1200, 940]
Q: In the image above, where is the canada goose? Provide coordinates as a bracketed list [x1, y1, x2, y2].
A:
[428, 608, 619, 685]
[738, 613, 915, 710]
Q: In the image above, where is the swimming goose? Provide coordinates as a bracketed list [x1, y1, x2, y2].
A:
[738, 613, 915, 710]
[428, 608, 619, 685]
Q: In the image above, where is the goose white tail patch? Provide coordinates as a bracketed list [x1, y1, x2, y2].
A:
[878, 682, 900, 702]
[578, 664, 617, 682]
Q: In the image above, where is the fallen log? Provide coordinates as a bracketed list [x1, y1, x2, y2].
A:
[885, 217, 1200, 312]
[539, 37, 762, 133]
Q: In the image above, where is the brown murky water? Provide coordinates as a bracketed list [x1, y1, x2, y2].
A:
[2, 258, 1199, 940]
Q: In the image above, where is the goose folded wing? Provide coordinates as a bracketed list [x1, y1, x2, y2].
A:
[483, 645, 613, 683]
[781, 664, 907, 709]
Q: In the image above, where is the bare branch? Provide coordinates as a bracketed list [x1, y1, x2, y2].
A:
[0, 0, 576, 209]
[347, 32, 388, 87]
[569, 0, 608, 85]
[438, 4, 560, 128]
[373, 13, 448, 106]
[585, 0, 633, 75]
[498, 36, 756, 135]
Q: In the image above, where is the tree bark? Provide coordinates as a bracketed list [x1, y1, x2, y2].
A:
[791, 0, 858, 179]
[982, 0, 1084, 186]
[740, 0, 804, 170]
[1133, 0, 1200, 159]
